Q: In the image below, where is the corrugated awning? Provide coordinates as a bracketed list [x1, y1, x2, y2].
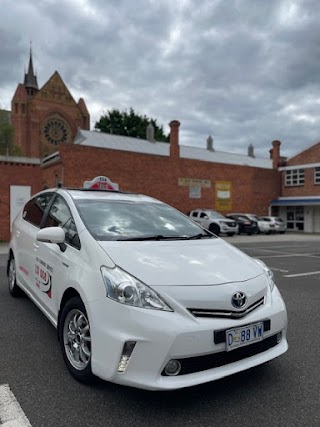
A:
[270, 197, 320, 206]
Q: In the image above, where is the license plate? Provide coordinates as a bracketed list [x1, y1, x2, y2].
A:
[226, 322, 264, 352]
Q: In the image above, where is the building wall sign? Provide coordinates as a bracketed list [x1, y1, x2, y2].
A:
[189, 186, 201, 199]
[178, 178, 211, 188]
[215, 181, 232, 211]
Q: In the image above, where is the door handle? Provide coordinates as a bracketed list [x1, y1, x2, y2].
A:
[16, 230, 20, 237]
[33, 242, 39, 249]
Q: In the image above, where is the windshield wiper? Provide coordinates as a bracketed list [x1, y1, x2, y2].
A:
[184, 233, 215, 239]
[117, 235, 178, 241]
[117, 233, 214, 241]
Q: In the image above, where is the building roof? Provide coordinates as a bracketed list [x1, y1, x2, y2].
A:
[74, 129, 170, 156]
[24, 47, 38, 90]
[12, 84, 28, 102]
[0, 155, 40, 165]
[74, 129, 273, 169]
[78, 98, 89, 115]
[180, 145, 273, 168]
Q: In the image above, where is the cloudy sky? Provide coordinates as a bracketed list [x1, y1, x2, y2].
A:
[1, 0, 320, 159]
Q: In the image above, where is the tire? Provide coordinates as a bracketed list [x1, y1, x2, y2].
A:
[8, 255, 22, 297]
[210, 224, 220, 236]
[227, 233, 235, 237]
[279, 231, 285, 234]
[59, 296, 94, 384]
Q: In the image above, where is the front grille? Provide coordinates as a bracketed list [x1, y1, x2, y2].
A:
[188, 296, 265, 319]
[161, 333, 279, 376]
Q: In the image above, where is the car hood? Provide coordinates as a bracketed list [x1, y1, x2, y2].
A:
[98, 239, 263, 287]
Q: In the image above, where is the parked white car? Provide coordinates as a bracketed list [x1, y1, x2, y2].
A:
[260, 216, 286, 234]
[7, 178, 288, 390]
[245, 214, 274, 235]
[188, 209, 239, 236]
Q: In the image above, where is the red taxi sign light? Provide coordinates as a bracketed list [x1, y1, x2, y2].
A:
[83, 176, 119, 191]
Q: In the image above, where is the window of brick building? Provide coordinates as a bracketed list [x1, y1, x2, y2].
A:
[285, 169, 305, 186]
[15, 103, 18, 114]
[21, 103, 26, 114]
[314, 167, 320, 184]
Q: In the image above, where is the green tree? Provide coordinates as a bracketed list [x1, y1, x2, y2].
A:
[0, 110, 22, 156]
[95, 108, 169, 142]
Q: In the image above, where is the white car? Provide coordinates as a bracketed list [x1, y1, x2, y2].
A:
[7, 178, 288, 391]
[245, 214, 274, 235]
[260, 216, 286, 234]
[188, 209, 239, 236]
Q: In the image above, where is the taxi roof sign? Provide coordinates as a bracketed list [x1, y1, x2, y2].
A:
[83, 176, 119, 191]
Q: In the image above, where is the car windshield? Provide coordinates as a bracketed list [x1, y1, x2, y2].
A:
[208, 211, 226, 219]
[275, 217, 284, 222]
[75, 199, 214, 241]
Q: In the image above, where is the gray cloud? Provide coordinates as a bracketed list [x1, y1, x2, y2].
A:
[1, 0, 320, 159]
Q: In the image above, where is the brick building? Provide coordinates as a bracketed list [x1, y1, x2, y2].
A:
[0, 50, 303, 242]
[271, 142, 320, 232]
[40, 123, 281, 215]
[11, 48, 90, 158]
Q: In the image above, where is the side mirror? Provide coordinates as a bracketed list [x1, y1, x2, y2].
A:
[36, 227, 65, 244]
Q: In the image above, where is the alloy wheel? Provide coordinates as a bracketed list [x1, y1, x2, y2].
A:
[63, 309, 91, 371]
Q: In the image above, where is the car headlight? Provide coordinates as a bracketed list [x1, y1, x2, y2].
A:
[101, 266, 173, 311]
[253, 258, 275, 292]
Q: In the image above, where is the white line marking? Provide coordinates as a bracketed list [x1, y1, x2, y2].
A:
[270, 267, 289, 273]
[239, 245, 309, 250]
[0, 384, 31, 426]
[284, 271, 320, 278]
[257, 253, 320, 259]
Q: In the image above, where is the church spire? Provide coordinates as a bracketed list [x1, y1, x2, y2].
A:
[24, 43, 39, 95]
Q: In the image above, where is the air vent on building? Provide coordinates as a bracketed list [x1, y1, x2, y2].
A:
[146, 123, 155, 142]
[207, 135, 214, 151]
[248, 144, 255, 158]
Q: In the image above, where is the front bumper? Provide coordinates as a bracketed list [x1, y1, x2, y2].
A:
[220, 224, 239, 234]
[86, 286, 287, 390]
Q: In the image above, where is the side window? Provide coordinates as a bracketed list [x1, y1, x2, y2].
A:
[200, 213, 208, 219]
[191, 212, 198, 218]
[23, 193, 53, 227]
[43, 195, 80, 249]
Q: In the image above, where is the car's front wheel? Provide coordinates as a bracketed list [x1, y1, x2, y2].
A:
[209, 224, 220, 236]
[59, 296, 94, 384]
[8, 255, 22, 297]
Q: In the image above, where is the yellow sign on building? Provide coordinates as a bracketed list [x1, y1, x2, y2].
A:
[215, 181, 232, 211]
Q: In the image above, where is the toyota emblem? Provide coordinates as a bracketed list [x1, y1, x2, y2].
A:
[231, 292, 247, 309]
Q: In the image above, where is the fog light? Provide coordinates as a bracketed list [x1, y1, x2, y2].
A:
[164, 359, 181, 376]
[117, 341, 136, 373]
[277, 332, 282, 343]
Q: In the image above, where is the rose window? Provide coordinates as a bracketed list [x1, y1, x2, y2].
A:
[43, 118, 70, 145]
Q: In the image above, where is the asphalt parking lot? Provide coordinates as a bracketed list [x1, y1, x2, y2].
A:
[0, 233, 319, 427]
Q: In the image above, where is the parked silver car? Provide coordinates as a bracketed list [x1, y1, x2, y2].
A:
[188, 209, 239, 236]
[260, 216, 286, 234]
